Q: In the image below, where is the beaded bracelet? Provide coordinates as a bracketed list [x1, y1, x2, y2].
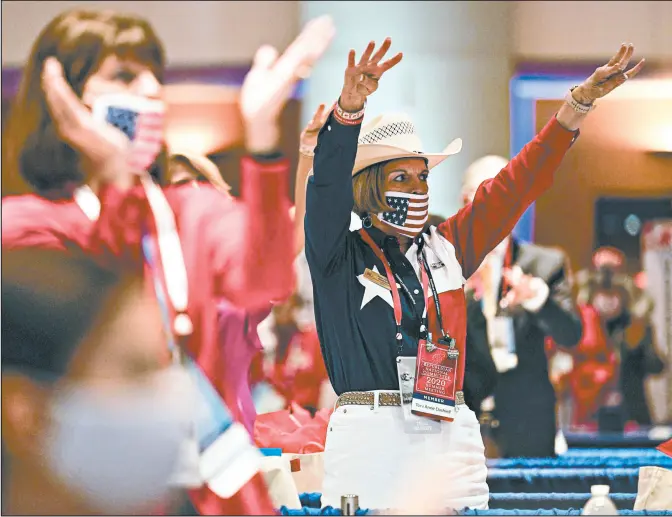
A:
[333, 99, 366, 126]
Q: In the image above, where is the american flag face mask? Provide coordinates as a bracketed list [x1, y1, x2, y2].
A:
[92, 94, 165, 173]
[377, 191, 429, 238]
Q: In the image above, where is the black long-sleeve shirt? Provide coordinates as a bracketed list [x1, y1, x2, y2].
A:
[305, 110, 579, 395]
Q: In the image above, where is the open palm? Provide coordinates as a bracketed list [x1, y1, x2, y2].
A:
[42, 59, 129, 164]
[240, 15, 335, 124]
[575, 43, 645, 104]
[41, 58, 163, 186]
[339, 38, 403, 112]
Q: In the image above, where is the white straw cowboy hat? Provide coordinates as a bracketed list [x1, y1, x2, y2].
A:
[352, 113, 462, 176]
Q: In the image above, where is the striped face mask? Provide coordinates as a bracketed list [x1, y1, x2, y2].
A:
[92, 94, 165, 173]
[377, 191, 429, 238]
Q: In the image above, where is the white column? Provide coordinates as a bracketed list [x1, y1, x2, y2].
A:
[301, 0, 513, 218]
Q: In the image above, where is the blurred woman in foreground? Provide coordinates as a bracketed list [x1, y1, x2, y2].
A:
[2, 249, 193, 515]
[167, 102, 330, 433]
[1, 8, 333, 515]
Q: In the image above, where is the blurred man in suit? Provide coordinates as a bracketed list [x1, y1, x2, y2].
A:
[462, 156, 583, 458]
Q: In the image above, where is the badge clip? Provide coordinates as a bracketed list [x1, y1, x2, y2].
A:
[438, 335, 456, 348]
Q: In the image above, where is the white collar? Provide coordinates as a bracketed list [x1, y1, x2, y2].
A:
[73, 185, 101, 222]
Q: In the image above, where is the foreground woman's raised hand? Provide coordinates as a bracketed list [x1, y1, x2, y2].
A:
[241, 15, 335, 153]
[41, 58, 159, 189]
[338, 38, 403, 113]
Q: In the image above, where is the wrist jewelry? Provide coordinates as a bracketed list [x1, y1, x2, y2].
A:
[333, 98, 366, 126]
[565, 86, 596, 114]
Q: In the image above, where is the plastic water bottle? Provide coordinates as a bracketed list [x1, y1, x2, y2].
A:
[583, 485, 619, 515]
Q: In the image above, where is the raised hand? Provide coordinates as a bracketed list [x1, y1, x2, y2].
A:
[41, 58, 132, 185]
[241, 16, 335, 152]
[500, 266, 544, 310]
[41, 58, 165, 189]
[572, 43, 645, 105]
[339, 38, 403, 113]
[300, 103, 329, 152]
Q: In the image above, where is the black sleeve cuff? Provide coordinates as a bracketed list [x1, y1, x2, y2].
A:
[251, 151, 284, 163]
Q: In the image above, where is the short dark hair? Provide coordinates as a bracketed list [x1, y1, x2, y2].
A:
[1, 249, 118, 378]
[3, 9, 166, 195]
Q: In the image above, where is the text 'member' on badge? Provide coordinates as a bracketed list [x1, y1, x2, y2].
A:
[396, 357, 441, 434]
[411, 340, 457, 422]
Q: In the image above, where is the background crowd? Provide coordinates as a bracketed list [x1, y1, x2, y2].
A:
[2, 1, 672, 515]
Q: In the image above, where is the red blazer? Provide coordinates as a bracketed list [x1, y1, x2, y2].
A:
[2, 156, 294, 515]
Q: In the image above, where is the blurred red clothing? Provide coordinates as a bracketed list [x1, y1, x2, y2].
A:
[552, 304, 619, 426]
[2, 156, 293, 515]
[659, 438, 672, 458]
[253, 325, 328, 410]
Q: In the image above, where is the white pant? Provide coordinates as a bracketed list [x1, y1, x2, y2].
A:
[321, 391, 489, 512]
[635, 466, 672, 511]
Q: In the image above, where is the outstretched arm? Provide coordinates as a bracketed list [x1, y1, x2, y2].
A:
[209, 18, 336, 306]
[305, 38, 403, 274]
[438, 44, 645, 278]
[293, 103, 329, 257]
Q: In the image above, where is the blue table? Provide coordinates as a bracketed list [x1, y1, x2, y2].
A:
[461, 511, 672, 516]
[278, 506, 672, 516]
[279, 493, 672, 516]
[488, 454, 672, 470]
[561, 448, 664, 458]
[564, 430, 671, 449]
[488, 492, 636, 511]
[487, 467, 640, 493]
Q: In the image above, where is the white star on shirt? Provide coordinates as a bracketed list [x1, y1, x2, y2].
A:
[357, 265, 394, 309]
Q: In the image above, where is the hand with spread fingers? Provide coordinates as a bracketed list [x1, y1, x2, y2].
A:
[41, 57, 138, 188]
[241, 16, 335, 153]
[571, 43, 645, 105]
[500, 266, 545, 310]
[339, 38, 403, 113]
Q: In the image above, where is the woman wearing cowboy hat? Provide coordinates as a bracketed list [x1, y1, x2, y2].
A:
[305, 38, 644, 511]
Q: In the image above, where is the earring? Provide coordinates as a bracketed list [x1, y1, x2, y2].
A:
[362, 214, 372, 228]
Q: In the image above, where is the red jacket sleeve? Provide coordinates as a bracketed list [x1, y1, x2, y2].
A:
[438, 116, 579, 279]
[209, 156, 294, 309]
[2, 196, 70, 252]
[89, 155, 294, 310]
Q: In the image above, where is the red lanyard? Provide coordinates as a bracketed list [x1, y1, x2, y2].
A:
[359, 229, 404, 345]
[360, 228, 457, 351]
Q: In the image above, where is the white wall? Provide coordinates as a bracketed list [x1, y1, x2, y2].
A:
[1, 0, 300, 66]
[5, 1, 671, 67]
[513, 1, 672, 61]
[301, 1, 514, 219]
